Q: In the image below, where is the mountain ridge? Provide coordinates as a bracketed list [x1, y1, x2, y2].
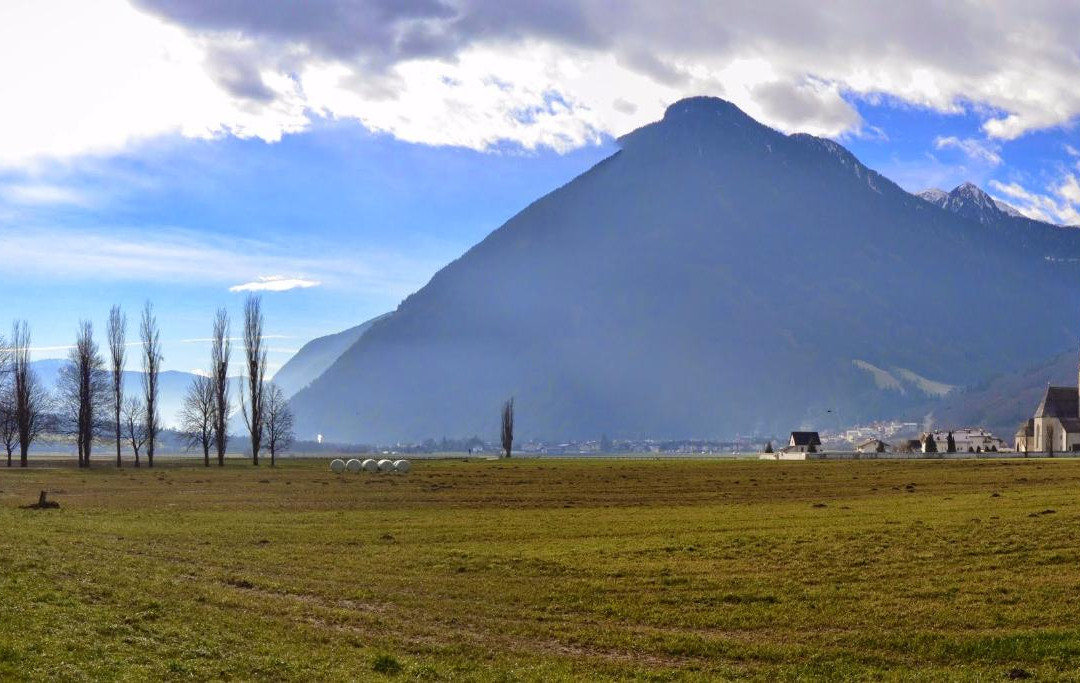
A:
[289, 96, 1080, 443]
[272, 313, 391, 398]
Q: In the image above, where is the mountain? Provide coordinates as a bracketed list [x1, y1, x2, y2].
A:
[290, 96, 1080, 444]
[31, 359, 202, 429]
[272, 313, 391, 397]
[924, 349, 1079, 439]
[917, 182, 1026, 225]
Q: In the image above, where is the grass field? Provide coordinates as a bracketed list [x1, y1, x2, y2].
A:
[4, 456, 1080, 681]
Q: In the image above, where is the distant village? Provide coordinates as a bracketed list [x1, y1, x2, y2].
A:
[289, 376, 1079, 458]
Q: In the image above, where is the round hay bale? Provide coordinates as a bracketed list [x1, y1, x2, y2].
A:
[329, 458, 346, 474]
[393, 459, 411, 474]
[345, 458, 362, 473]
[377, 458, 395, 472]
[361, 458, 378, 472]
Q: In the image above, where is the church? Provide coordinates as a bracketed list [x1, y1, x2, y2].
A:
[1015, 376, 1080, 453]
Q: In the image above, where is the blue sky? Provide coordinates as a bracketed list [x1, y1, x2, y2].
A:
[2, 1, 1079, 373]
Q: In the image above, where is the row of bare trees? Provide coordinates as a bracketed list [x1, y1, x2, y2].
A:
[1, 294, 294, 467]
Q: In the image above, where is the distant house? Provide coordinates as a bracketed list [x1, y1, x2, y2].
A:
[1015, 419, 1035, 453]
[896, 439, 922, 454]
[786, 431, 821, 453]
[856, 438, 890, 453]
[928, 428, 1007, 453]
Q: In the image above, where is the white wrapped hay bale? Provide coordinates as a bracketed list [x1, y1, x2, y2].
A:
[345, 458, 362, 473]
[393, 459, 411, 474]
[377, 458, 395, 472]
[361, 458, 378, 472]
[329, 458, 346, 474]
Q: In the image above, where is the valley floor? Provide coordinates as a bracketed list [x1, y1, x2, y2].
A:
[3, 457, 1080, 680]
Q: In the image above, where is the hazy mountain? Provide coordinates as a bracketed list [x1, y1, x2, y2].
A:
[924, 349, 1079, 439]
[272, 313, 391, 397]
[919, 182, 1027, 225]
[31, 359, 202, 429]
[290, 96, 1080, 444]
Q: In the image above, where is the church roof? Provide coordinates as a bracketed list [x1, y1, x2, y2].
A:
[1034, 386, 1078, 419]
[1015, 419, 1034, 437]
[789, 431, 821, 446]
[1060, 418, 1080, 434]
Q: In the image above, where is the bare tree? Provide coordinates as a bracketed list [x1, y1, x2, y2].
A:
[501, 397, 514, 458]
[0, 330, 11, 465]
[211, 309, 231, 466]
[107, 305, 126, 467]
[264, 383, 294, 466]
[11, 322, 49, 467]
[180, 375, 216, 466]
[0, 391, 16, 466]
[241, 295, 266, 465]
[58, 321, 108, 467]
[140, 302, 162, 468]
[122, 396, 148, 465]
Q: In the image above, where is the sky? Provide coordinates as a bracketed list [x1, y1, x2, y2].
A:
[1, 0, 1080, 374]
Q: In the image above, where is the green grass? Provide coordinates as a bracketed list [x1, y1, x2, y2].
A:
[3, 456, 1080, 680]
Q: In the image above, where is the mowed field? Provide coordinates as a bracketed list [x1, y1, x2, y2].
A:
[4, 457, 1080, 681]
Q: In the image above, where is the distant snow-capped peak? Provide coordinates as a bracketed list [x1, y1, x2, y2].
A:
[918, 182, 1027, 226]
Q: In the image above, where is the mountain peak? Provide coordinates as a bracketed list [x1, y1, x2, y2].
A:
[919, 181, 1008, 225]
[952, 181, 993, 202]
[918, 188, 949, 204]
[662, 96, 752, 123]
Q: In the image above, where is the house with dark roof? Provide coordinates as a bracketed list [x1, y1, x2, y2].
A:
[1017, 379, 1080, 453]
[784, 431, 821, 453]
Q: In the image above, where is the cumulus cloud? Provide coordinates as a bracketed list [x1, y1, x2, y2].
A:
[3, 0, 1080, 166]
[933, 136, 1002, 166]
[228, 275, 321, 292]
[989, 177, 1080, 225]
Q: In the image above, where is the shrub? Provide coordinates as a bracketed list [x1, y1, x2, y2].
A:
[372, 654, 402, 676]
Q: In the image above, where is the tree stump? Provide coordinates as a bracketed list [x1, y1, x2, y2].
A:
[21, 490, 60, 509]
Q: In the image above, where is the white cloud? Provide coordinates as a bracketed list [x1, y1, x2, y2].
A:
[4, 1, 1080, 165]
[0, 224, 444, 299]
[228, 275, 321, 293]
[0, 0, 308, 167]
[933, 136, 1002, 166]
[989, 178, 1080, 225]
[0, 183, 92, 206]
